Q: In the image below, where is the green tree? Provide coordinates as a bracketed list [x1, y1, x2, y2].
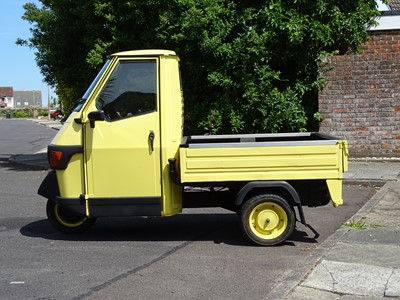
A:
[18, 0, 384, 134]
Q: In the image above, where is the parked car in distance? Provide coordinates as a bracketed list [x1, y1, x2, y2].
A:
[50, 109, 62, 120]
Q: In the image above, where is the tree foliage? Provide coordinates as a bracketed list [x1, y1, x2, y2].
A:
[18, 0, 383, 134]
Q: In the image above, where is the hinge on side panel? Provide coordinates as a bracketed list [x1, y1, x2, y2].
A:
[79, 194, 90, 217]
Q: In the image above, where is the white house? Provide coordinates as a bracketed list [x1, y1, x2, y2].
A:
[0, 87, 14, 108]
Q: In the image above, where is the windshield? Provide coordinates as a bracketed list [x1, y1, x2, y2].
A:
[73, 59, 111, 112]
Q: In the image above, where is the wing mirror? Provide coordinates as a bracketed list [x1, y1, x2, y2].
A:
[87, 110, 105, 128]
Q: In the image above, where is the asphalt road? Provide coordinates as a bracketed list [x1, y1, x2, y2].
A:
[0, 119, 379, 299]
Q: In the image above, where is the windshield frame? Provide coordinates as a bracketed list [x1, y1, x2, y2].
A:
[73, 59, 111, 112]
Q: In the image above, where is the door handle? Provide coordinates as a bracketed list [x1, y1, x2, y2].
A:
[149, 131, 155, 152]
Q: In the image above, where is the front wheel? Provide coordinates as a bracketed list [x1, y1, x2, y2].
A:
[240, 194, 295, 246]
[46, 199, 96, 233]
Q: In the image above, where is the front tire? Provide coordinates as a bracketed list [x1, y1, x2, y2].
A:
[46, 199, 96, 233]
[240, 194, 295, 246]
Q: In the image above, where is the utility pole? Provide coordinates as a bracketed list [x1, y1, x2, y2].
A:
[48, 85, 50, 119]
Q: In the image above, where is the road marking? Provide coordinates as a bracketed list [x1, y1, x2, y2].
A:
[10, 281, 25, 284]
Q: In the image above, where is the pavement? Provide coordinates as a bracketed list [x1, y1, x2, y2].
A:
[8, 119, 400, 299]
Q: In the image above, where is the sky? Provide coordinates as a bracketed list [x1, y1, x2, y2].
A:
[0, 1, 390, 107]
[0, 0, 54, 106]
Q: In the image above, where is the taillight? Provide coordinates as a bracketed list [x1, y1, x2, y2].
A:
[49, 151, 63, 169]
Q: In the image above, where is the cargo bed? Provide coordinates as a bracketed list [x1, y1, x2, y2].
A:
[179, 132, 348, 184]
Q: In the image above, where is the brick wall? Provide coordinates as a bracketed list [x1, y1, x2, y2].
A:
[319, 30, 400, 158]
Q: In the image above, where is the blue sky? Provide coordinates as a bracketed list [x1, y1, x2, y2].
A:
[0, 1, 390, 107]
[0, 0, 54, 106]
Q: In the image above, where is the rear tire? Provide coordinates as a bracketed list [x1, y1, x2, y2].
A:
[240, 194, 295, 246]
[46, 199, 96, 233]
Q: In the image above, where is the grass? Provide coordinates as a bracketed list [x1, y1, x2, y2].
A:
[344, 218, 367, 229]
[343, 217, 384, 230]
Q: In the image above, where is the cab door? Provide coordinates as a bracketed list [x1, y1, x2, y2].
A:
[84, 58, 162, 217]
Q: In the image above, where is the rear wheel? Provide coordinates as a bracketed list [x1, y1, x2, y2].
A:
[240, 194, 295, 246]
[46, 199, 96, 233]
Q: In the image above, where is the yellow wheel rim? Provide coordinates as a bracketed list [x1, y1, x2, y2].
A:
[54, 204, 87, 228]
[249, 202, 288, 240]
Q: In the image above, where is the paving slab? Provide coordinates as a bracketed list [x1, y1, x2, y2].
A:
[341, 227, 400, 245]
[286, 286, 340, 300]
[386, 269, 400, 297]
[323, 242, 400, 269]
[344, 161, 400, 182]
[301, 260, 393, 297]
[340, 295, 386, 300]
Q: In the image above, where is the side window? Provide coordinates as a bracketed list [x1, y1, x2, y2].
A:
[96, 60, 157, 121]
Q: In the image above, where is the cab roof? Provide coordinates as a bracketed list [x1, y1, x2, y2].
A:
[111, 49, 176, 57]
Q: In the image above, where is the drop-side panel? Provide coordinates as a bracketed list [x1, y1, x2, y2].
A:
[179, 143, 345, 183]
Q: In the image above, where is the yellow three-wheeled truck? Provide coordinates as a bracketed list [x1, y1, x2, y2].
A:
[38, 50, 348, 246]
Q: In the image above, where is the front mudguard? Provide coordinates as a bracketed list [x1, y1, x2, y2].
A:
[38, 170, 60, 201]
[38, 171, 87, 217]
